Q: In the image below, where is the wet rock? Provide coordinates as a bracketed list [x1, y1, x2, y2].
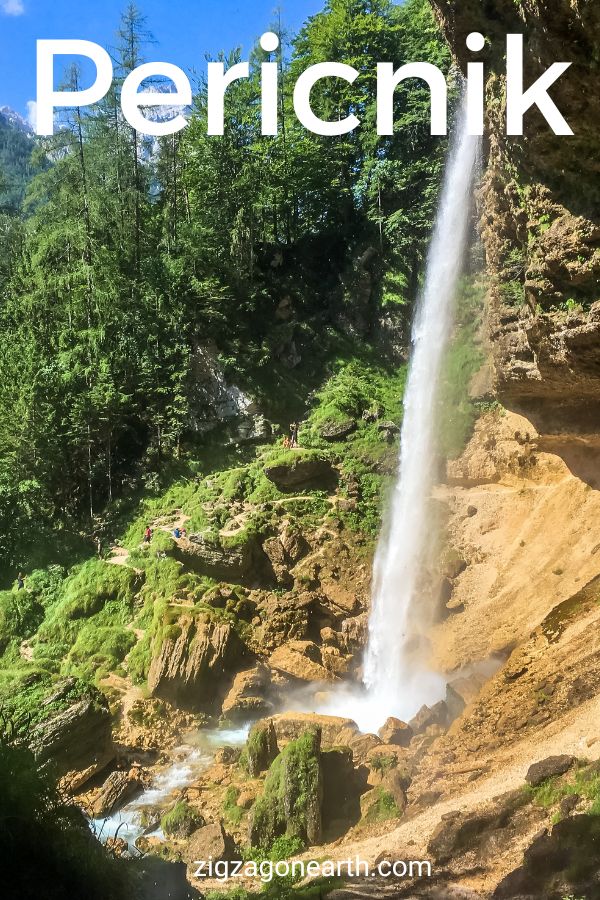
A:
[246, 719, 279, 777]
[377, 421, 400, 443]
[320, 420, 357, 442]
[525, 755, 575, 787]
[378, 717, 413, 748]
[221, 664, 273, 722]
[148, 617, 245, 711]
[320, 626, 338, 646]
[347, 732, 383, 764]
[91, 770, 143, 818]
[105, 836, 128, 857]
[264, 454, 338, 491]
[248, 728, 323, 848]
[29, 683, 114, 787]
[268, 640, 334, 683]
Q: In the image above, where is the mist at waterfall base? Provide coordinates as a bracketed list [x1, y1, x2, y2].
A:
[317, 98, 481, 734]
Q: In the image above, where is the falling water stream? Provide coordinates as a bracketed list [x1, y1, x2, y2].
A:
[320, 95, 481, 732]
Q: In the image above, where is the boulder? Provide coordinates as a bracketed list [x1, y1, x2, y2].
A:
[446, 674, 487, 721]
[347, 732, 382, 764]
[378, 717, 413, 748]
[320, 627, 338, 646]
[246, 719, 279, 777]
[248, 728, 323, 848]
[525, 755, 575, 787]
[320, 420, 357, 442]
[359, 784, 404, 823]
[175, 532, 266, 583]
[186, 823, 236, 882]
[268, 640, 333, 683]
[221, 664, 273, 722]
[29, 682, 114, 786]
[91, 770, 143, 818]
[148, 617, 245, 711]
[409, 701, 449, 735]
[271, 712, 358, 748]
[280, 525, 308, 563]
[264, 454, 338, 491]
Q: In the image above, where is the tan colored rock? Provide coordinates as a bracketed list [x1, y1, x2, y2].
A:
[221, 664, 273, 721]
[378, 717, 413, 748]
[269, 712, 358, 748]
[320, 626, 338, 646]
[347, 732, 382, 764]
[186, 823, 236, 880]
[91, 771, 143, 818]
[321, 646, 350, 677]
[268, 640, 333, 682]
[148, 616, 244, 711]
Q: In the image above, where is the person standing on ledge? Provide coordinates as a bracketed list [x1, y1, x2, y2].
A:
[16, 573, 24, 590]
[290, 422, 299, 448]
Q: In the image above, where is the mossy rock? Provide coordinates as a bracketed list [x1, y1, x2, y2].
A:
[248, 727, 323, 849]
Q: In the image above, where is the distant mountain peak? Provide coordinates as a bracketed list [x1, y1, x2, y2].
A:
[0, 106, 33, 136]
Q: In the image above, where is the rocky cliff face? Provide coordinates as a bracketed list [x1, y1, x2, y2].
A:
[431, 0, 600, 428]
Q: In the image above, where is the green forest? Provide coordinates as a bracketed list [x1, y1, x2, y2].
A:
[0, 0, 452, 577]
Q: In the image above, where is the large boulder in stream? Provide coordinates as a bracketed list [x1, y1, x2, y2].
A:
[29, 679, 114, 788]
[148, 615, 245, 711]
[91, 770, 143, 818]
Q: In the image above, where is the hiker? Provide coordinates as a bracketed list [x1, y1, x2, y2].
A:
[282, 435, 291, 450]
[173, 526, 181, 539]
[16, 573, 24, 591]
[143, 525, 152, 543]
[181, 528, 187, 539]
[290, 422, 299, 448]
[95, 536, 103, 558]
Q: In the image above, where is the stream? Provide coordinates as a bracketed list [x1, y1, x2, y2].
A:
[91, 725, 250, 852]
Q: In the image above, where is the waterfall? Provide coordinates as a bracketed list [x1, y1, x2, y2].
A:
[361, 96, 480, 728]
[318, 95, 480, 733]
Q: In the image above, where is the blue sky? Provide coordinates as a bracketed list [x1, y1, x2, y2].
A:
[0, 0, 325, 121]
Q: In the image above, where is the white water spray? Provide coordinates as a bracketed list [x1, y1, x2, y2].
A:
[363, 97, 480, 727]
[319, 96, 480, 732]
